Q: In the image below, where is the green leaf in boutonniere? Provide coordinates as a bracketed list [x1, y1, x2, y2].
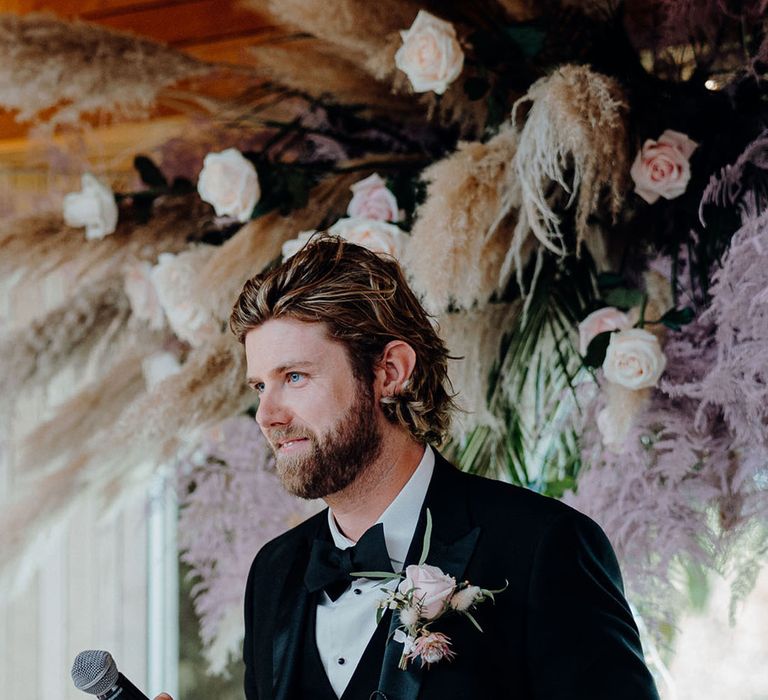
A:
[418, 509, 433, 566]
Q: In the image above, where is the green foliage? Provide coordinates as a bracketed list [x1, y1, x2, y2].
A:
[582, 330, 612, 368]
[450, 252, 597, 495]
[134, 154, 168, 188]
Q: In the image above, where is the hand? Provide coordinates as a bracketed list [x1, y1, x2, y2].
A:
[154, 694, 173, 700]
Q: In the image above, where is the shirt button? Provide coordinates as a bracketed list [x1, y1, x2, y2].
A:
[337, 657, 346, 665]
[353, 588, 362, 595]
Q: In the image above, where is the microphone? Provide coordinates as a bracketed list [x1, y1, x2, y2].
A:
[71, 650, 150, 700]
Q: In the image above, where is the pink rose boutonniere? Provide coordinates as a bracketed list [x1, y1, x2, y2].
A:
[630, 129, 698, 204]
[354, 510, 506, 670]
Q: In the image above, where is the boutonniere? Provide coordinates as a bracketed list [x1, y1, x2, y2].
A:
[353, 509, 506, 670]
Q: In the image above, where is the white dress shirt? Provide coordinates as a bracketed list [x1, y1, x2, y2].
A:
[315, 445, 435, 698]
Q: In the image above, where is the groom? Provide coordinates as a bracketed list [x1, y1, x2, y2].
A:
[162, 235, 660, 700]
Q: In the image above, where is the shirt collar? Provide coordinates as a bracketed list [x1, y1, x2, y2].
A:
[327, 445, 435, 572]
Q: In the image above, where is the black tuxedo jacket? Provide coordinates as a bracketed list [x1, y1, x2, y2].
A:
[243, 452, 660, 699]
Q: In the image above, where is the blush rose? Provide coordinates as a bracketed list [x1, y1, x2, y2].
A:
[346, 173, 400, 222]
[394, 10, 464, 95]
[578, 307, 632, 355]
[630, 129, 698, 204]
[398, 563, 456, 620]
[602, 328, 667, 390]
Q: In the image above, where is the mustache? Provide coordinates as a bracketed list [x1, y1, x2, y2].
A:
[267, 429, 314, 445]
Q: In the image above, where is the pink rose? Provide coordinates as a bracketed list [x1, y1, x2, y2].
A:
[398, 563, 456, 620]
[630, 129, 698, 204]
[346, 173, 400, 222]
[394, 10, 464, 95]
[578, 307, 632, 355]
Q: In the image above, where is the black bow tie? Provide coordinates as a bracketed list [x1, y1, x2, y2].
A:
[305, 522, 393, 601]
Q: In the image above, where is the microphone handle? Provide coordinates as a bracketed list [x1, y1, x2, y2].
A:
[99, 673, 150, 700]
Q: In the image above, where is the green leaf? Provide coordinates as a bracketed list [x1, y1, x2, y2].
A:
[602, 287, 645, 309]
[582, 330, 612, 368]
[418, 509, 433, 566]
[349, 571, 402, 580]
[464, 76, 490, 101]
[376, 607, 384, 625]
[463, 610, 484, 633]
[133, 155, 167, 189]
[596, 272, 624, 289]
[660, 306, 695, 331]
[502, 25, 546, 58]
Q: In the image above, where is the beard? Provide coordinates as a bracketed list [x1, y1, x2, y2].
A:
[268, 380, 383, 499]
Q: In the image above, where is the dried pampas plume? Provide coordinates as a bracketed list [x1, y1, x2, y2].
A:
[248, 37, 413, 114]
[0, 196, 212, 318]
[261, 0, 420, 81]
[0, 277, 131, 399]
[0, 333, 251, 593]
[16, 335, 157, 477]
[405, 123, 527, 313]
[511, 64, 629, 262]
[438, 302, 521, 438]
[0, 13, 211, 127]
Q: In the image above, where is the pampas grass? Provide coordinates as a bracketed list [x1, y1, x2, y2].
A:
[438, 302, 521, 437]
[259, 0, 420, 81]
[15, 338, 156, 477]
[404, 123, 527, 313]
[510, 64, 628, 261]
[0, 332, 251, 592]
[0, 13, 210, 127]
[247, 37, 414, 113]
[0, 277, 131, 397]
[0, 196, 211, 320]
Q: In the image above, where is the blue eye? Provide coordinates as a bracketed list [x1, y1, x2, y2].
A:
[253, 382, 265, 394]
[287, 372, 304, 383]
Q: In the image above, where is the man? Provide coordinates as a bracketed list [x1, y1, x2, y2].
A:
[160, 235, 660, 700]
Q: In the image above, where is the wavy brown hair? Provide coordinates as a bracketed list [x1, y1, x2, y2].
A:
[230, 235, 456, 444]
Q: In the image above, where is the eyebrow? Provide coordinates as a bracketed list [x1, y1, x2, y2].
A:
[247, 360, 319, 386]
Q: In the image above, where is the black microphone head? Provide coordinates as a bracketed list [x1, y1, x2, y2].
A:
[71, 650, 119, 696]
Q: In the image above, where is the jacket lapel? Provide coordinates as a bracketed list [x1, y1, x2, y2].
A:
[271, 516, 324, 700]
[377, 452, 481, 700]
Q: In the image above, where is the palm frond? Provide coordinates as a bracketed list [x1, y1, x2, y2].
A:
[448, 251, 597, 494]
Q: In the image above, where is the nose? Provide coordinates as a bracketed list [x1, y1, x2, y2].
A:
[255, 387, 291, 431]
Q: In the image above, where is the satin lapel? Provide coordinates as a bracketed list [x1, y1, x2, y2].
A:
[271, 521, 321, 700]
[377, 453, 481, 700]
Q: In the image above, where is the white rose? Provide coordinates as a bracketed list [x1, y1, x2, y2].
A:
[197, 148, 260, 222]
[578, 307, 632, 355]
[347, 173, 400, 222]
[602, 328, 667, 390]
[395, 10, 464, 95]
[398, 563, 456, 620]
[328, 218, 407, 259]
[63, 173, 118, 240]
[123, 261, 165, 330]
[630, 129, 698, 204]
[281, 230, 318, 261]
[151, 249, 221, 347]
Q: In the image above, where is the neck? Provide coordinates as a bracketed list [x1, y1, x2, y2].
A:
[325, 430, 425, 542]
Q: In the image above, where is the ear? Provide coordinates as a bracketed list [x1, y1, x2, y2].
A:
[374, 340, 416, 400]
